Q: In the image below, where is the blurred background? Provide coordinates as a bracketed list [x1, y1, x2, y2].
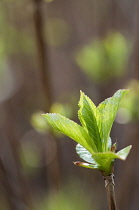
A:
[0, 0, 139, 209]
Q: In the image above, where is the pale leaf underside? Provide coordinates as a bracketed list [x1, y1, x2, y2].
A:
[76, 143, 132, 173]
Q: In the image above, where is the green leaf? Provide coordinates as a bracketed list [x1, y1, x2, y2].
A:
[92, 152, 115, 173]
[76, 143, 116, 173]
[78, 91, 102, 152]
[42, 89, 131, 175]
[42, 113, 95, 153]
[116, 145, 132, 160]
[92, 145, 132, 174]
[73, 161, 98, 169]
[76, 143, 97, 164]
[76, 143, 132, 174]
[97, 89, 130, 151]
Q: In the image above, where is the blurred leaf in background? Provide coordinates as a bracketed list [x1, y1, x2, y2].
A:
[116, 80, 139, 124]
[44, 0, 54, 2]
[0, 0, 35, 102]
[45, 18, 71, 47]
[75, 32, 130, 83]
[31, 103, 72, 134]
[35, 180, 95, 210]
[50, 103, 72, 118]
[31, 111, 49, 134]
[20, 140, 41, 175]
[0, 2, 35, 56]
[0, 25, 35, 55]
[20, 128, 58, 176]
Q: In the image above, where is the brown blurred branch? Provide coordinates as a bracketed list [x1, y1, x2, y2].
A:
[0, 158, 15, 210]
[32, 0, 52, 111]
[118, 3, 139, 209]
[1, 102, 33, 210]
[130, 2, 139, 79]
[32, 0, 61, 190]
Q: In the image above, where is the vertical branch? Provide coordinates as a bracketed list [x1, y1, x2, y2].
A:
[118, 3, 139, 209]
[104, 174, 117, 210]
[32, 0, 61, 190]
[0, 158, 16, 210]
[32, 0, 52, 111]
[130, 2, 139, 80]
[1, 102, 33, 210]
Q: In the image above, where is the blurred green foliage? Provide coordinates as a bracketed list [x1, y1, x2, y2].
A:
[45, 18, 71, 47]
[0, 0, 35, 101]
[0, 26, 35, 55]
[0, 4, 34, 56]
[75, 32, 130, 83]
[117, 80, 139, 123]
[50, 103, 72, 118]
[44, 0, 54, 2]
[31, 111, 49, 133]
[20, 140, 41, 175]
[31, 103, 72, 134]
[36, 181, 95, 210]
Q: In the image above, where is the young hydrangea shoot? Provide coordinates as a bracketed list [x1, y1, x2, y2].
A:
[42, 89, 132, 176]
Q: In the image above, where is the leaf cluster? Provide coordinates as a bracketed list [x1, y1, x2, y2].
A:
[42, 89, 131, 175]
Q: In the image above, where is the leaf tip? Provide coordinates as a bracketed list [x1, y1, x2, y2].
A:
[128, 144, 132, 151]
[123, 88, 131, 93]
[78, 90, 85, 107]
[118, 88, 131, 95]
[80, 90, 84, 97]
[116, 145, 132, 160]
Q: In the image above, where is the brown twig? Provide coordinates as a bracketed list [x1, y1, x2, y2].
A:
[32, 0, 52, 111]
[104, 174, 117, 210]
[32, 0, 61, 190]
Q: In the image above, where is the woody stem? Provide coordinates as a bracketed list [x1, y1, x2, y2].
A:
[104, 174, 117, 210]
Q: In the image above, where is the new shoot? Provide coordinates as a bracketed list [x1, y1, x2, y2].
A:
[42, 89, 132, 210]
